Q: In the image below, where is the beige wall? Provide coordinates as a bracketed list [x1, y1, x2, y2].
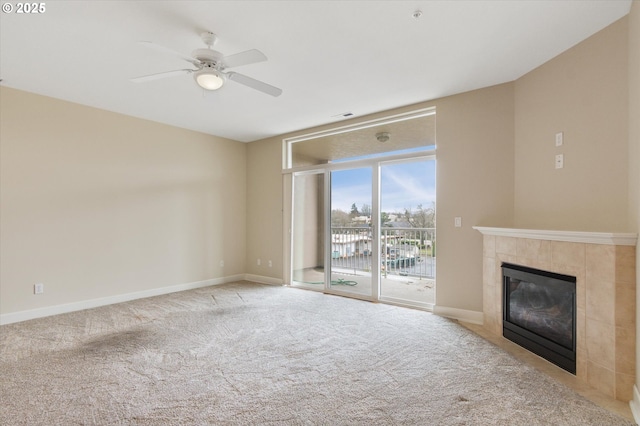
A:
[247, 83, 515, 313]
[245, 136, 285, 279]
[433, 84, 515, 311]
[0, 87, 247, 316]
[514, 17, 629, 232]
[629, 0, 640, 410]
[631, 3, 640, 236]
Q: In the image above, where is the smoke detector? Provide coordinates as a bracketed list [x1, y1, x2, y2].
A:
[376, 132, 390, 143]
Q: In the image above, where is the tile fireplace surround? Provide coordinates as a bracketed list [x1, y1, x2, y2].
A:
[474, 227, 637, 401]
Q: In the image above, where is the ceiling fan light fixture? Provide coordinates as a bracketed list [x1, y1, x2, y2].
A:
[194, 68, 224, 90]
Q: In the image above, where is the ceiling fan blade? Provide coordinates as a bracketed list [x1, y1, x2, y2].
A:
[130, 69, 193, 83]
[221, 49, 267, 69]
[226, 72, 282, 97]
[138, 41, 201, 66]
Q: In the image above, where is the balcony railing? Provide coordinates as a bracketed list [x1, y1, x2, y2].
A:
[331, 226, 435, 279]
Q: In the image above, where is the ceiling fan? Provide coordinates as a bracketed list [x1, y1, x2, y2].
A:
[131, 31, 282, 97]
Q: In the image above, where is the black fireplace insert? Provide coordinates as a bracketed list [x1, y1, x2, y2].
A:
[502, 263, 576, 374]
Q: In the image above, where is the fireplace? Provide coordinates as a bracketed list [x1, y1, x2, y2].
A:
[475, 227, 637, 400]
[502, 263, 576, 374]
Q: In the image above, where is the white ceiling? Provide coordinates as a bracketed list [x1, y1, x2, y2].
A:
[0, 1, 632, 143]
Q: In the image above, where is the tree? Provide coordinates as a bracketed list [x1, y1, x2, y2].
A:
[360, 203, 371, 217]
[349, 203, 359, 218]
[403, 203, 435, 249]
[404, 203, 435, 229]
[380, 212, 391, 227]
[331, 209, 352, 227]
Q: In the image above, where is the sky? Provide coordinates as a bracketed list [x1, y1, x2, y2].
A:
[331, 159, 436, 214]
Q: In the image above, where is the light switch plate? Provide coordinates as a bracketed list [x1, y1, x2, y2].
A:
[555, 132, 563, 147]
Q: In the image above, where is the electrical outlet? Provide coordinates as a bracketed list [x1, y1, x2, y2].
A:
[268, 260, 273, 268]
[34, 283, 44, 294]
[220, 260, 225, 267]
[555, 154, 564, 169]
[257, 259, 261, 266]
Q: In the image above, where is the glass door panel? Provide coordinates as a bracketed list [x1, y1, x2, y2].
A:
[329, 168, 373, 297]
[291, 172, 325, 289]
[379, 159, 436, 307]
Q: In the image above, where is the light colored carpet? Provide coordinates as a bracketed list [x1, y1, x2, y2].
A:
[0, 281, 635, 425]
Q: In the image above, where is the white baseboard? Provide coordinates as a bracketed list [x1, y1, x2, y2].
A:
[433, 305, 484, 325]
[0, 274, 245, 325]
[630, 385, 640, 424]
[244, 274, 284, 286]
[2, 276, 479, 326]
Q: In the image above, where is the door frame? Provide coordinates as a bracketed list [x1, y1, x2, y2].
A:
[287, 153, 435, 305]
[283, 107, 436, 305]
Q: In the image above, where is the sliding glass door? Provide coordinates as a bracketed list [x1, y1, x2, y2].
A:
[329, 167, 375, 298]
[379, 159, 436, 307]
[291, 172, 325, 289]
[290, 158, 436, 308]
